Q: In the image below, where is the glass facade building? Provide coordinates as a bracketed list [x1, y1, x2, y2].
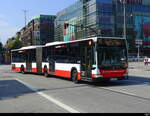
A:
[55, 0, 150, 56]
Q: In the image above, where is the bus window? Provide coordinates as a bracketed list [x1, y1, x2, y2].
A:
[97, 39, 127, 69]
[12, 51, 26, 63]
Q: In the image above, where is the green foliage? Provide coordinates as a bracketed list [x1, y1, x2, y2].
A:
[0, 42, 2, 50]
[0, 42, 6, 55]
[6, 39, 22, 50]
[0, 42, 3, 53]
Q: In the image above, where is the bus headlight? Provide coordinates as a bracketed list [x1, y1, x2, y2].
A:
[95, 74, 103, 78]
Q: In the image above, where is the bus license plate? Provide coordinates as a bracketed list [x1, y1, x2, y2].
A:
[111, 78, 117, 81]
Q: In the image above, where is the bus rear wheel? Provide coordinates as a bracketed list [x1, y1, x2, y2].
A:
[71, 69, 79, 84]
[44, 67, 49, 77]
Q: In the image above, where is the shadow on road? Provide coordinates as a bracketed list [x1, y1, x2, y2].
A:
[129, 75, 150, 83]
[8, 71, 150, 94]
[1, 75, 150, 100]
[0, 80, 46, 100]
[44, 75, 150, 88]
[84, 76, 150, 88]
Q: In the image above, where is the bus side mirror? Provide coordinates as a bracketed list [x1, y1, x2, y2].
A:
[46, 57, 49, 62]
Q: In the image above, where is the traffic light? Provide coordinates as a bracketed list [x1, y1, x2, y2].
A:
[81, 24, 84, 29]
[64, 23, 69, 29]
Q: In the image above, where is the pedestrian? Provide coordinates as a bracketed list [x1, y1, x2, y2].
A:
[144, 57, 149, 66]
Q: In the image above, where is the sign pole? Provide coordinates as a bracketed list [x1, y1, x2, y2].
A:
[137, 45, 140, 63]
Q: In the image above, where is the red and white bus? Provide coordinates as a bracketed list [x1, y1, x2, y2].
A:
[11, 46, 44, 73]
[11, 37, 128, 83]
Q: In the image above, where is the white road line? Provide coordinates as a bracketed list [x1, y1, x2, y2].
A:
[100, 87, 137, 96]
[15, 78, 80, 113]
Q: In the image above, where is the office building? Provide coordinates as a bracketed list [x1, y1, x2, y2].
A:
[55, 0, 150, 56]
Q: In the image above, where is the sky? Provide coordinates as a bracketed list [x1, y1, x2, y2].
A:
[0, 0, 78, 44]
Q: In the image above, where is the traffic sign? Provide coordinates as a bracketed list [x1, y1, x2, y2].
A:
[135, 40, 143, 45]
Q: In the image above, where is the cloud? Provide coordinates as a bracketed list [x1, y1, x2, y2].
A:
[0, 15, 18, 44]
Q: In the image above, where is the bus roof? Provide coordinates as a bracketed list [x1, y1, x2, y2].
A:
[12, 37, 125, 51]
[45, 36, 125, 47]
[11, 45, 44, 52]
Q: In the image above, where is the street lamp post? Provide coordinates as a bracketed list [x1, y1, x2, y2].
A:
[119, 0, 127, 39]
[122, 0, 127, 39]
[120, 0, 130, 62]
[137, 44, 140, 62]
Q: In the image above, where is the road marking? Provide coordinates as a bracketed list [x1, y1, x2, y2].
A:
[15, 78, 80, 113]
[100, 87, 137, 96]
[98, 80, 150, 97]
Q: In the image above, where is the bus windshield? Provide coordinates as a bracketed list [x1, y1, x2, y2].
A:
[97, 39, 127, 69]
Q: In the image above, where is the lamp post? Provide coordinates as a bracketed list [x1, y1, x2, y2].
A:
[137, 44, 140, 62]
[119, 0, 127, 39]
[138, 18, 144, 63]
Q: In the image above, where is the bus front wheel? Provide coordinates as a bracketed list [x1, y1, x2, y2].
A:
[20, 65, 25, 74]
[71, 69, 79, 84]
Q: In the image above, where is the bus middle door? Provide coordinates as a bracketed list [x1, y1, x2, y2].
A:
[81, 46, 92, 79]
[26, 50, 32, 72]
[49, 47, 55, 74]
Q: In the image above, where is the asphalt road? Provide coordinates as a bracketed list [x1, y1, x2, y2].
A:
[0, 65, 150, 113]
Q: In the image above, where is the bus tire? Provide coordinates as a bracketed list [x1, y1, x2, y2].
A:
[71, 69, 79, 84]
[21, 65, 25, 74]
[44, 66, 49, 77]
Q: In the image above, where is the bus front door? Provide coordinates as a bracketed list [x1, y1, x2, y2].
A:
[49, 59, 55, 74]
[81, 47, 92, 79]
[48, 47, 55, 75]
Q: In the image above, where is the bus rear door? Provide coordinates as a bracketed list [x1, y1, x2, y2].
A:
[36, 47, 42, 74]
[49, 47, 55, 74]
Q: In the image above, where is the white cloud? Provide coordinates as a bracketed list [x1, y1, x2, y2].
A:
[0, 15, 18, 44]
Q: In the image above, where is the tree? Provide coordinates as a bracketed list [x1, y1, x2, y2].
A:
[0, 42, 2, 50]
[0, 41, 5, 64]
[0, 42, 4, 53]
[12, 39, 22, 49]
[6, 39, 22, 50]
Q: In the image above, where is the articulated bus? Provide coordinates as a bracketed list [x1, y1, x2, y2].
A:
[11, 37, 128, 83]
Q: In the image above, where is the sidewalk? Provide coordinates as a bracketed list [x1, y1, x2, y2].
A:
[129, 62, 150, 70]
[129, 62, 150, 78]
